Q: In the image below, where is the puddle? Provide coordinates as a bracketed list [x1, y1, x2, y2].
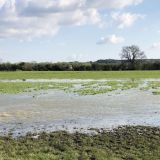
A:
[0, 87, 160, 136]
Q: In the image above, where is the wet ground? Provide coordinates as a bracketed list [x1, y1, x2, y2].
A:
[0, 80, 160, 136]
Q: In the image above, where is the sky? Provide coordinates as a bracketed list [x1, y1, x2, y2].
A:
[0, 0, 160, 63]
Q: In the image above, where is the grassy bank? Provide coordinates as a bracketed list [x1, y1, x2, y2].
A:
[0, 71, 160, 80]
[0, 126, 160, 160]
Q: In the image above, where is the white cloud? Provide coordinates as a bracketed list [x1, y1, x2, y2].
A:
[0, 0, 104, 40]
[111, 12, 144, 29]
[97, 34, 125, 45]
[0, 0, 144, 40]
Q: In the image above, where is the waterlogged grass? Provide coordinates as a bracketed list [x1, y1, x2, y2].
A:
[0, 71, 160, 80]
[141, 81, 160, 95]
[72, 80, 140, 95]
[1, 71, 160, 95]
[0, 126, 160, 160]
[0, 82, 74, 94]
[1, 80, 160, 95]
[153, 91, 160, 95]
[0, 80, 140, 95]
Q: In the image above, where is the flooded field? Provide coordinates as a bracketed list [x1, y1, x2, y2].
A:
[0, 79, 160, 136]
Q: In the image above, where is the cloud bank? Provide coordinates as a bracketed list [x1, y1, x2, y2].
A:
[0, 0, 143, 39]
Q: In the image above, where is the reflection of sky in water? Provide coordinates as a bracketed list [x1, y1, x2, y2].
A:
[0, 86, 160, 136]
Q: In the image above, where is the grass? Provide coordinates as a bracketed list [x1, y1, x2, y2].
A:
[0, 126, 160, 160]
[141, 81, 160, 95]
[0, 82, 74, 94]
[0, 80, 140, 95]
[1, 80, 160, 96]
[72, 80, 140, 95]
[0, 71, 160, 80]
[0, 71, 159, 95]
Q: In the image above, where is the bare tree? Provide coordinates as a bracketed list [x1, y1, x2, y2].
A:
[120, 45, 146, 69]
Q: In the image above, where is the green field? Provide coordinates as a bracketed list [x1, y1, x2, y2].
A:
[0, 71, 160, 80]
[1, 126, 160, 160]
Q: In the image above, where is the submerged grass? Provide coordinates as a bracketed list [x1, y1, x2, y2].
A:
[72, 80, 140, 95]
[0, 71, 160, 80]
[0, 79, 160, 95]
[0, 126, 160, 160]
[0, 80, 140, 95]
[0, 82, 74, 94]
[141, 81, 160, 95]
[0, 71, 160, 95]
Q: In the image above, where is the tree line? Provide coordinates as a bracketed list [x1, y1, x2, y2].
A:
[0, 60, 160, 71]
[0, 45, 160, 71]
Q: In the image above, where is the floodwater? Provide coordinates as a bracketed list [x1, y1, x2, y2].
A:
[0, 81, 160, 136]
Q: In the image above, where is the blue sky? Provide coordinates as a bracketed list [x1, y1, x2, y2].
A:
[0, 0, 160, 62]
